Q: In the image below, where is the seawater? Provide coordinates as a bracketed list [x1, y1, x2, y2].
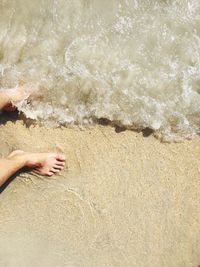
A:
[0, 0, 200, 141]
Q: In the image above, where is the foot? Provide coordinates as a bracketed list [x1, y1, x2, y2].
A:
[5, 85, 28, 101]
[8, 150, 66, 176]
[3, 84, 41, 111]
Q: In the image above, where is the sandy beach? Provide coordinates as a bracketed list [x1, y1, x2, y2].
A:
[1, 0, 200, 266]
[0, 119, 200, 267]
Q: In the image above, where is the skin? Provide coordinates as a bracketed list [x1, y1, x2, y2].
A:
[0, 86, 66, 187]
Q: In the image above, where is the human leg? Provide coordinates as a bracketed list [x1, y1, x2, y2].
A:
[0, 156, 26, 187]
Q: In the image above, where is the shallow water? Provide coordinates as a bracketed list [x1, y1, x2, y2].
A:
[0, 0, 200, 141]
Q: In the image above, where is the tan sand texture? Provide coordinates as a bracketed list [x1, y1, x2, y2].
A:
[0, 120, 200, 267]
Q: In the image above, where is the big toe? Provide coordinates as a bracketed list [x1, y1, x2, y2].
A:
[56, 153, 66, 161]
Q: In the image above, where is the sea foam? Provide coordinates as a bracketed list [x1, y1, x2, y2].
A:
[0, 0, 200, 141]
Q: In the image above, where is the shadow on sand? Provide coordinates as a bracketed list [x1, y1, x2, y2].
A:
[0, 170, 20, 194]
[0, 110, 36, 128]
[0, 167, 30, 194]
[96, 117, 154, 137]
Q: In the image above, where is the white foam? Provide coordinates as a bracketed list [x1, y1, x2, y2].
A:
[0, 0, 200, 141]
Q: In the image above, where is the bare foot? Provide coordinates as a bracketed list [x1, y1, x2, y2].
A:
[8, 150, 66, 176]
[3, 84, 41, 111]
[5, 86, 28, 102]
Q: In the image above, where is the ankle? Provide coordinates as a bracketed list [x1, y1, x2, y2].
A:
[24, 155, 43, 168]
[7, 155, 26, 169]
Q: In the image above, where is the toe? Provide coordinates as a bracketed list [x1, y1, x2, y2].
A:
[56, 154, 66, 161]
[55, 160, 65, 166]
[47, 171, 54, 176]
[54, 165, 64, 170]
[51, 168, 60, 173]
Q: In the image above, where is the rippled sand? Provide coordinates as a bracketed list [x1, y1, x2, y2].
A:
[0, 120, 200, 267]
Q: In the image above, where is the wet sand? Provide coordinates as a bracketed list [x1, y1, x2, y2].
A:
[0, 120, 200, 267]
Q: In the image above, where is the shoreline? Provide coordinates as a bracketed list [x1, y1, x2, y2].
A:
[0, 120, 200, 267]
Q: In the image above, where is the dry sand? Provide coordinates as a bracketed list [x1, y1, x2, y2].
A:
[0, 119, 200, 267]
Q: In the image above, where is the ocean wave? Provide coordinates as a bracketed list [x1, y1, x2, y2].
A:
[0, 0, 200, 141]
